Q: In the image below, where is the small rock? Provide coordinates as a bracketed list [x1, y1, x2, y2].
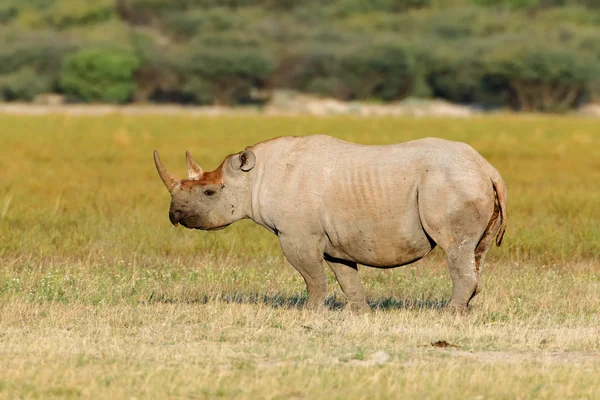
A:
[34, 93, 65, 106]
[369, 350, 391, 365]
[578, 103, 600, 117]
[347, 350, 390, 367]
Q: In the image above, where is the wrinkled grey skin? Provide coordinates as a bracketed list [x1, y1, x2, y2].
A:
[154, 135, 507, 313]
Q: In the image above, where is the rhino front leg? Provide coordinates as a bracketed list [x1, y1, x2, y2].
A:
[325, 258, 370, 314]
[279, 234, 327, 311]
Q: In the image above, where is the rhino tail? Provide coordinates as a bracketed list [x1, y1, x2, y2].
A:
[489, 167, 507, 247]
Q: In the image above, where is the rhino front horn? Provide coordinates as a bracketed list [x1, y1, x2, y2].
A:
[153, 150, 179, 193]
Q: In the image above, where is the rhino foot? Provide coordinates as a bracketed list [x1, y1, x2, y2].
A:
[346, 302, 372, 315]
[446, 302, 469, 314]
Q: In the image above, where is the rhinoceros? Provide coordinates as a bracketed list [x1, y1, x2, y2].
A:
[154, 135, 507, 312]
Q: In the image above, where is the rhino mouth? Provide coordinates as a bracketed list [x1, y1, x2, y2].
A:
[204, 224, 230, 231]
[181, 220, 230, 231]
[176, 213, 230, 231]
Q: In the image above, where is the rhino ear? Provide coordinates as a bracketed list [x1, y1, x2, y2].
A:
[231, 150, 256, 172]
[186, 151, 203, 180]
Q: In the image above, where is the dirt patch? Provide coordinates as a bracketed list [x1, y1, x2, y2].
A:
[431, 340, 460, 348]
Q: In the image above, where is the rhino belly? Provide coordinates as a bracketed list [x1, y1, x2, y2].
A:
[324, 214, 434, 268]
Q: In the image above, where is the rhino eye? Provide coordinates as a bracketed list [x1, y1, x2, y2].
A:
[203, 189, 216, 197]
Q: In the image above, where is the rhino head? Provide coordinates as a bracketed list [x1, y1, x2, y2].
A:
[153, 149, 256, 230]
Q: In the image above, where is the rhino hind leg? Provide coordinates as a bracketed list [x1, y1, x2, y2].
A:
[279, 234, 327, 310]
[445, 246, 479, 312]
[325, 256, 370, 314]
[418, 179, 496, 311]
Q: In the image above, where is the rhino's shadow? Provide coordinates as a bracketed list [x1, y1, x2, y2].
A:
[368, 297, 447, 311]
[148, 291, 447, 311]
[219, 293, 448, 311]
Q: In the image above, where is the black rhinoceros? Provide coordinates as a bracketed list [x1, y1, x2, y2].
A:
[154, 135, 507, 313]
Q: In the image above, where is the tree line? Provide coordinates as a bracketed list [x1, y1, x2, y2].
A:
[1, 0, 599, 111]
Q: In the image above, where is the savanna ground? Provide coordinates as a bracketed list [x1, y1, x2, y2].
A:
[1, 114, 599, 399]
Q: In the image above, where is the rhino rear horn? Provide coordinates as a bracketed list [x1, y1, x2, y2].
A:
[186, 151, 204, 180]
[153, 150, 180, 193]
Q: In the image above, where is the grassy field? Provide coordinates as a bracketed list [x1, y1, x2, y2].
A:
[1, 114, 599, 399]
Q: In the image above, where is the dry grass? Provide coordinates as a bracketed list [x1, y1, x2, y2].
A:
[1, 114, 599, 399]
[2, 298, 600, 399]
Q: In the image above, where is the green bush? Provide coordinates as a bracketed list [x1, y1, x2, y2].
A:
[257, 0, 334, 10]
[183, 77, 214, 105]
[121, 0, 260, 22]
[471, 0, 600, 9]
[305, 77, 350, 99]
[130, 31, 186, 102]
[336, 41, 416, 101]
[414, 7, 530, 39]
[0, 67, 52, 101]
[0, 34, 79, 88]
[163, 8, 235, 39]
[192, 31, 266, 49]
[471, 0, 540, 7]
[163, 8, 266, 40]
[0, 2, 19, 23]
[535, 5, 600, 26]
[60, 49, 140, 103]
[129, 32, 214, 104]
[482, 37, 599, 111]
[43, 0, 114, 29]
[127, 0, 330, 13]
[331, 0, 431, 16]
[577, 31, 600, 100]
[425, 41, 489, 104]
[425, 32, 600, 110]
[577, 30, 600, 57]
[276, 41, 416, 101]
[334, 7, 529, 41]
[275, 40, 418, 101]
[185, 46, 275, 104]
[12, 0, 54, 10]
[271, 45, 341, 92]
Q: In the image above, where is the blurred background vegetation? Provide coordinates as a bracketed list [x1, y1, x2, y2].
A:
[0, 0, 599, 111]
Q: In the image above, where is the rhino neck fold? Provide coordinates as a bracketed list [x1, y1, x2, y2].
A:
[245, 153, 279, 236]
